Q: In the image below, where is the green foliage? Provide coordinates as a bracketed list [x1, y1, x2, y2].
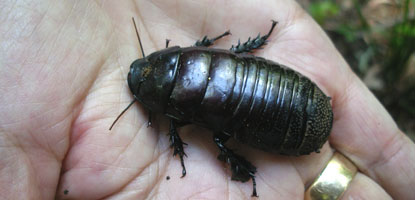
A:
[378, 1, 415, 131]
[335, 24, 358, 42]
[383, 19, 415, 85]
[303, 0, 415, 139]
[309, 0, 340, 25]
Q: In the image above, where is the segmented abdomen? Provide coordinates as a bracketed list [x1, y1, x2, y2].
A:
[166, 47, 332, 155]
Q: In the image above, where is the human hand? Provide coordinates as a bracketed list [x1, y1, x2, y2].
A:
[1, 0, 414, 199]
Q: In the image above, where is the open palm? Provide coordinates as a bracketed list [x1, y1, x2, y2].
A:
[1, 0, 414, 199]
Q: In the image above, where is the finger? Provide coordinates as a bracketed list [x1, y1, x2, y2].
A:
[266, 3, 415, 198]
[341, 172, 392, 200]
[289, 143, 334, 187]
[330, 65, 415, 199]
[272, 2, 415, 197]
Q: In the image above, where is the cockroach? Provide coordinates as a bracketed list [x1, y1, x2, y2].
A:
[110, 18, 333, 197]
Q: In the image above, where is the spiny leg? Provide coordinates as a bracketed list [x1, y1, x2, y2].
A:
[230, 20, 278, 53]
[195, 30, 231, 47]
[165, 39, 170, 48]
[169, 119, 188, 177]
[213, 133, 258, 197]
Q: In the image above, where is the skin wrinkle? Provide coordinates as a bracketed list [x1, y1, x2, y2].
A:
[1, 3, 28, 41]
[114, 144, 172, 199]
[0, 131, 13, 149]
[36, 159, 61, 197]
[13, 0, 146, 199]
[80, 2, 101, 50]
[4, 5, 49, 80]
[0, 104, 46, 128]
[183, 186, 221, 199]
[54, 27, 86, 72]
[33, 127, 57, 164]
[52, 133, 69, 162]
[23, 101, 62, 121]
[276, 36, 340, 92]
[307, 146, 333, 187]
[63, 7, 99, 94]
[60, 12, 106, 79]
[147, 142, 163, 199]
[148, 129, 220, 199]
[67, 99, 88, 148]
[67, 48, 113, 151]
[79, 160, 135, 171]
[21, 131, 63, 198]
[197, 7, 207, 40]
[1, 0, 18, 23]
[3, 11, 45, 72]
[113, 29, 127, 78]
[151, 0, 197, 41]
[66, 138, 112, 171]
[330, 72, 409, 199]
[145, 0, 171, 21]
[37, 103, 71, 128]
[65, 149, 147, 181]
[42, 113, 72, 162]
[259, 162, 303, 199]
[63, 121, 96, 173]
[289, 157, 306, 186]
[92, 121, 169, 199]
[40, 3, 76, 70]
[257, 172, 287, 196]
[26, 1, 52, 41]
[370, 129, 406, 178]
[329, 71, 356, 125]
[271, 29, 346, 99]
[26, 13, 58, 67]
[280, 3, 300, 29]
[292, 3, 308, 25]
[146, 1, 207, 49]
[77, 1, 91, 35]
[113, 121, 147, 164]
[18, 129, 43, 155]
[105, 31, 128, 90]
[234, 184, 248, 200]
[133, 1, 158, 53]
[133, 1, 190, 49]
[357, 91, 383, 139]
[13, 139, 42, 199]
[273, 39, 325, 81]
[343, 172, 392, 200]
[79, 50, 119, 100]
[145, 159, 168, 199]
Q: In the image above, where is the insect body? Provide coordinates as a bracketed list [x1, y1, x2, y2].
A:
[111, 19, 333, 197]
[130, 46, 332, 154]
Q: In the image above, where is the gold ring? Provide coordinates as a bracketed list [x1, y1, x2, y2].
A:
[305, 152, 358, 200]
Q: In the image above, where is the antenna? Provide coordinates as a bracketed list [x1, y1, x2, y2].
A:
[109, 17, 145, 131]
[109, 99, 136, 130]
[132, 17, 145, 58]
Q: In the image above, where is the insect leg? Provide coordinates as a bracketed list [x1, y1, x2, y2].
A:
[169, 119, 188, 177]
[194, 30, 231, 47]
[213, 133, 258, 197]
[165, 39, 170, 48]
[230, 20, 278, 53]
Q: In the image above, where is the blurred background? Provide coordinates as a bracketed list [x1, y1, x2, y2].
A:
[297, 0, 415, 141]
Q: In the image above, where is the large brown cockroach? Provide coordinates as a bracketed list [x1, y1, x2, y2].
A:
[110, 18, 333, 197]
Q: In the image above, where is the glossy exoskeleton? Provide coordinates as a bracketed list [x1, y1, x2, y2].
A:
[110, 18, 333, 197]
